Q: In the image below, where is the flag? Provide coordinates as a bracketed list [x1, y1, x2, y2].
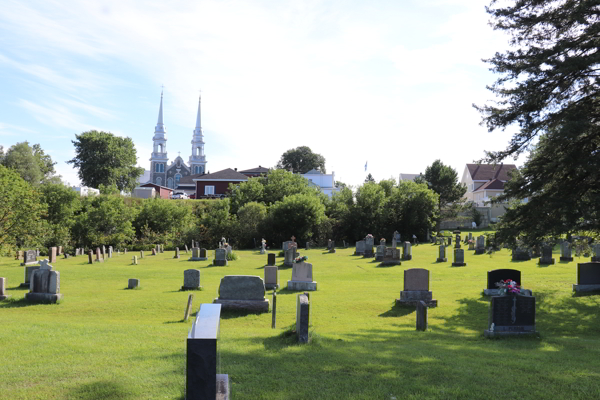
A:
[364, 161, 367, 171]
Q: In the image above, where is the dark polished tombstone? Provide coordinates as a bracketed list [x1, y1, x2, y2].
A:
[573, 262, 600, 293]
[267, 253, 276, 266]
[21, 250, 37, 266]
[186, 303, 229, 400]
[484, 295, 537, 337]
[485, 269, 521, 295]
[296, 293, 310, 343]
[512, 248, 531, 261]
[539, 245, 555, 265]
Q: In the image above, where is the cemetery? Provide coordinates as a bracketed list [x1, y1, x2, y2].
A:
[1, 236, 600, 399]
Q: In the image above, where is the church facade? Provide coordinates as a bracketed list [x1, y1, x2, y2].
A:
[147, 92, 207, 189]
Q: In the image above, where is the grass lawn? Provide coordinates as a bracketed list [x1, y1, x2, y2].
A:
[1, 235, 600, 399]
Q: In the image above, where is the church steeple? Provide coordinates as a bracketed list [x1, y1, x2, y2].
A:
[150, 91, 168, 186]
[156, 91, 165, 133]
[189, 94, 207, 175]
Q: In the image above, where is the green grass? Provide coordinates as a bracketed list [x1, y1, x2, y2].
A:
[1, 237, 600, 399]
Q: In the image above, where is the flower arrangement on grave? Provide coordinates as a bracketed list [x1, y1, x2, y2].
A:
[495, 279, 521, 295]
[366, 234, 373, 239]
[294, 255, 308, 263]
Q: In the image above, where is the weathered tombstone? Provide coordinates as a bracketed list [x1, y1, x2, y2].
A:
[213, 248, 228, 266]
[416, 301, 428, 331]
[21, 265, 40, 287]
[186, 303, 229, 400]
[484, 295, 537, 337]
[267, 253, 276, 266]
[174, 247, 180, 259]
[108, 246, 113, 259]
[0, 277, 10, 301]
[182, 269, 202, 291]
[436, 245, 447, 263]
[452, 249, 467, 267]
[185, 244, 189, 254]
[128, 279, 139, 289]
[140, 250, 144, 259]
[455, 234, 461, 249]
[264, 265, 279, 290]
[213, 275, 269, 312]
[392, 231, 400, 249]
[152, 248, 157, 256]
[402, 242, 412, 261]
[364, 236, 375, 258]
[355, 240, 366, 255]
[572, 262, 600, 293]
[287, 262, 317, 291]
[88, 250, 93, 264]
[475, 236, 485, 255]
[512, 247, 531, 261]
[95, 247, 103, 263]
[21, 250, 37, 266]
[102, 245, 106, 259]
[160, 244, 164, 253]
[57, 246, 63, 255]
[260, 238, 266, 255]
[225, 245, 232, 256]
[296, 293, 310, 343]
[305, 242, 310, 250]
[132, 256, 138, 265]
[200, 248, 207, 260]
[560, 241, 573, 262]
[381, 247, 401, 266]
[329, 240, 336, 253]
[468, 240, 475, 251]
[124, 248, 127, 254]
[26, 259, 63, 303]
[189, 247, 205, 261]
[49, 247, 57, 263]
[592, 244, 600, 262]
[375, 245, 386, 262]
[184, 294, 194, 322]
[539, 245, 555, 265]
[485, 269, 521, 296]
[396, 268, 437, 307]
[283, 248, 295, 267]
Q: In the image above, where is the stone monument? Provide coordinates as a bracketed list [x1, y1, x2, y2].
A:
[287, 262, 317, 291]
[213, 275, 269, 312]
[396, 268, 437, 307]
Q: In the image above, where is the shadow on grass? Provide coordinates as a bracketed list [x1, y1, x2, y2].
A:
[376, 263, 400, 268]
[572, 291, 600, 297]
[0, 297, 48, 308]
[68, 380, 138, 400]
[220, 309, 270, 319]
[379, 303, 414, 318]
[6, 285, 28, 291]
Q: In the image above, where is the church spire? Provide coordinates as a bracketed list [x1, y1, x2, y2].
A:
[155, 91, 165, 134]
[189, 93, 207, 175]
[195, 94, 202, 130]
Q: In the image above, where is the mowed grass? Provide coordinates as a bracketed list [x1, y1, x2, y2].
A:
[1, 236, 600, 400]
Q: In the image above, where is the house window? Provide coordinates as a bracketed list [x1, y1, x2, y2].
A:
[167, 177, 174, 189]
[156, 177, 162, 186]
[205, 185, 215, 195]
[175, 173, 181, 185]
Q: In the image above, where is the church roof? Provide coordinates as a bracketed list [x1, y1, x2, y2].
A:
[467, 163, 516, 181]
[178, 173, 205, 185]
[192, 168, 249, 181]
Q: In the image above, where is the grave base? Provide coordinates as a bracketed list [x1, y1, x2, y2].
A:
[20, 282, 31, 288]
[484, 329, 537, 338]
[363, 252, 374, 258]
[20, 262, 38, 267]
[375, 256, 384, 262]
[592, 257, 600, 262]
[452, 262, 467, 267]
[475, 249, 485, 255]
[283, 262, 294, 268]
[287, 280, 317, 291]
[354, 252, 364, 256]
[25, 292, 62, 303]
[213, 298, 269, 312]
[0, 295, 11, 301]
[396, 298, 437, 308]
[189, 257, 207, 261]
[397, 291, 437, 308]
[380, 260, 401, 266]
[216, 374, 230, 400]
[402, 256, 412, 261]
[560, 257, 573, 262]
[265, 283, 279, 290]
[436, 258, 447, 262]
[539, 258, 555, 265]
[181, 286, 203, 291]
[572, 284, 600, 293]
[213, 260, 228, 266]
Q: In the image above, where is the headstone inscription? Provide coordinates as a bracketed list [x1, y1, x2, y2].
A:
[128, 279, 139, 289]
[213, 275, 269, 312]
[26, 259, 63, 303]
[402, 242, 412, 261]
[0, 277, 11, 300]
[572, 262, 600, 293]
[213, 248, 228, 267]
[436, 245, 447, 263]
[452, 249, 467, 267]
[539, 245, 555, 265]
[49, 247, 57, 263]
[264, 265, 279, 290]
[186, 304, 229, 400]
[485, 269, 521, 296]
[381, 247, 401, 266]
[267, 253, 276, 266]
[560, 241, 573, 262]
[296, 293, 310, 343]
[355, 240, 366, 256]
[182, 269, 202, 291]
[484, 295, 537, 338]
[396, 268, 437, 307]
[287, 262, 317, 291]
[21, 250, 37, 266]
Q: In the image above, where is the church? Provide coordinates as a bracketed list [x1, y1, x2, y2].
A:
[144, 92, 208, 189]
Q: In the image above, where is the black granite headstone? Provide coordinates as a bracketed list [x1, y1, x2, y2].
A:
[267, 253, 276, 266]
[487, 269, 521, 290]
[577, 263, 600, 285]
[489, 295, 535, 333]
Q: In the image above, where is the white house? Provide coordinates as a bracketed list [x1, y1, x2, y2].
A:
[461, 163, 517, 206]
[71, 186, 100, 197]
[302, 169, 340, 198]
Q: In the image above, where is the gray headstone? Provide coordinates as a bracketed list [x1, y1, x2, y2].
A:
[296, 293, 310, 343]
[183, 269, 201, 289]
[218, 275, 265, 300]
[49, 247, 57, 263]
[437, 245, 447, 262]
[402, 242, 412, 260]
[404, 268, 429, 291]
[416, 301, 428, 331]
[175, 247, 180, 259]
[128, 279, 139, 289]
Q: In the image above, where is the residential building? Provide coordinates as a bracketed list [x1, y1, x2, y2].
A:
[302, 169, 340, 198]
[461, 163, 517, 206]
[193, 168, 248, 199]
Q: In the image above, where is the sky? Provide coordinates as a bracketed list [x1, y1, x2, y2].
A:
[0, 0, 522, 188]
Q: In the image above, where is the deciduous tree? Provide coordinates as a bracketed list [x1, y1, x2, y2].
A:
[276, 146, 326, 174]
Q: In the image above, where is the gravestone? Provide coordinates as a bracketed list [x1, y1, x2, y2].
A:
[468, 241, 475, 251]
[213, 248, 228, 266]
[475, 236, 485, 255]
[264, 265, 279, 290]
[132, 256, 138, 265]
[128, 279, 139, 289]
[21, 250, 37, 266]
[282, 241, 294, 251]
[468, 232, 473, 241]
[364, 236, 375, 258]
[140, 250, 144, 259]
[560, 242, 573, 262]
[190, 247, 207, 261]
[160, 244, 164, 253]
[174, 247, 180, 259]
[485, 269, 521, 296]
[267, 253, 276, 266]
[402, 242, 412, 261]
[102, 245, 106, 259]
[436, 245, 447, 263]
[213, 275, 269, 312]
[21, 265, 40, 287]
[260, 238, 266, 255]
[539, 245, 555, 265]
[287, 262, 317, 291]
[182, 269, 202, 291]
[15, 250, 23, 260]
[0, 277, 10, 301]
[225, 245, 232, 256]
[49, 247, 57, 263]
[484, 295, 537, 337]
[512, 247, 531, 261]
[329, 240, 336, 253]
[392, 231, 400, 249]
[572, 262, 600, 293]
[592, 244, 600, 262]
[152, 248, 157, 256]
[396, 268, 437, 307]
[185, 244, 189, 254]
[452, 249, 466, 267]
[375, 245, 386, 262]
[455, 234, 461, 249]
[283, 248, 295, 268]
[416, 301, 428, 331]
[186, 303, 229, 400]
[296, 293, 310, 343]
[124, 248, 127, 254]
[26, 259, 63, 303]
[95, 248, 103, 263]
[108, 246, 113, 259]
[381, 247, 401, 266]
[306, 242, 310, 250]
[355, 240, 365, 255]
[57, 246, 62, 256]
[327, 239, 332, 251]
[88, 250, 93, 264]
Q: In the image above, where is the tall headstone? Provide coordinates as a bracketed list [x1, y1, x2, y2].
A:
[182, 269, 202, 291]
[88, 250, 93, 264]
[296, 293, 310, 343]
[452, 249, 467, 267]
[264, 265, 279, 290]
[49, 247, 57, 263]
[108, 246, 113, 259]
[213, 275, 269, 312]
[213, 248, 228, 266]
[475, 236, 485, 255]
[57, 246, 63, 256]
[185, 244, 189, 254]
[132, 256, 138, 265]
[392, 231, 400, 249]
[152, 248, 157, 256]
[0, 277, 10, 301]
[572, 262, 600, 293]
[396, 268, 437, 307]
[436, 245, 447, 262]
[539, 245, 555, 265]
[140, 250, 144, 259]
[267, 253, 276, 266]
[260, 238, 266, 255]
[560, 241, 573, 262]
[328, 240, 336, 253]
[26, 259, 63, 303]
[402, 242, 412, 261]
[283, 248, 295, 268]
[484, 295, 537, 337]
[355, 240, 366, 256]
[102, 245, 106, 259]
[174, 247, 180, 259]
[364, 236, 375, 258]
[95, 247, 103, 263]
[287, 262, 317, 291]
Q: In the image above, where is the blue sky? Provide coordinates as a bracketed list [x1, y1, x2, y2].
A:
[0, 0, 520, 188]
